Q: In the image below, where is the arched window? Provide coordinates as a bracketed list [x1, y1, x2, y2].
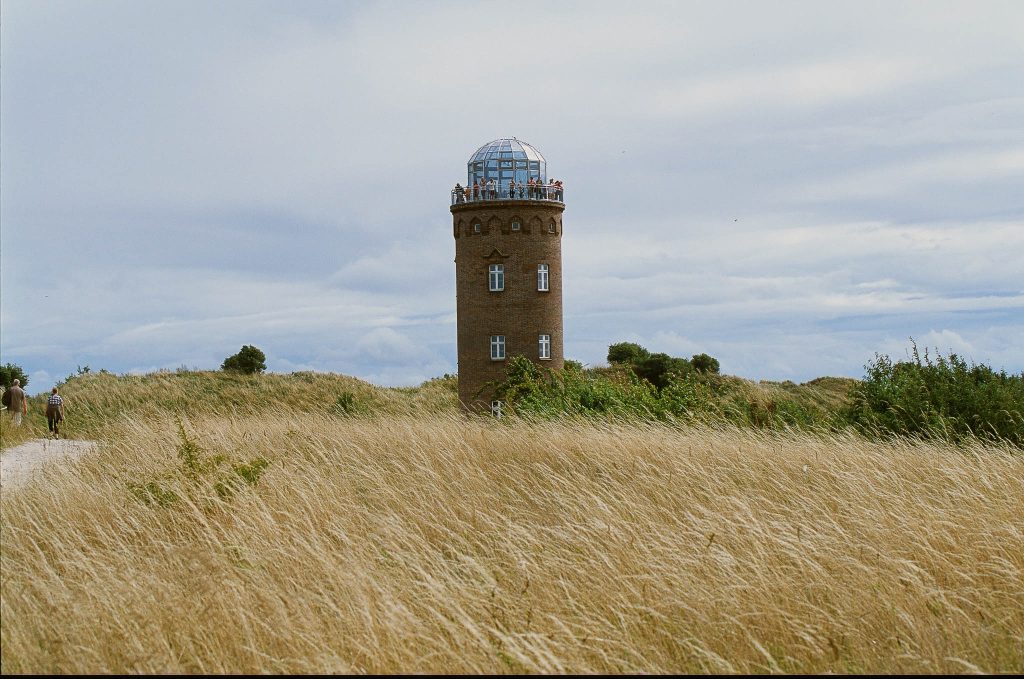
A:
[537, 264, 549, 291]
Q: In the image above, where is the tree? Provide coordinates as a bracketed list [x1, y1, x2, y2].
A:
[0, 363, 29, 390]
[633, 353, 692, 390]
[691, 353, 720, 374]
[607, 342, 650, 366]
[221, 345, 267, 374]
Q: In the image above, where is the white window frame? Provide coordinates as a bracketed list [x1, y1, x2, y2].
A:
[539, 334, 551, 360]
[473, 223, 481, 233]
[511, 221, 521, 231]
[488, 264, 504, 292]
[490, 335, 506, 360]
[537, 264, 549, 292]
[548, 221, 556, 233]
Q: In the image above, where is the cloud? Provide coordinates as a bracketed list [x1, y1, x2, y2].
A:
[651, 57, 928, 119]
[3, 0, 1023, 392]
[799, 148, 1024, 201]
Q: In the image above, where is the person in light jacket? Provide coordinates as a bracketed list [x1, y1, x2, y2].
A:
[6, 379, 27, 426]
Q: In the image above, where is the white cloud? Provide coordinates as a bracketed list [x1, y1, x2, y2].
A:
[651, 57, 928, 119]
[800, 148, 1024, 201]
[2, 0, 1023, 388]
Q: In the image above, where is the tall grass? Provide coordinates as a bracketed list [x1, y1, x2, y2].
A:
[2, 412, 1021, 673]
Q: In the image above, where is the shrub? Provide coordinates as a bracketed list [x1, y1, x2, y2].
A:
[221, 345, 267, 374]
[846, 340, 1024, 445]
[607, 342, 650, 365]
[633, 353, 692, 391]
[564, 359, 585, 373]
[691, 353, 720, 374]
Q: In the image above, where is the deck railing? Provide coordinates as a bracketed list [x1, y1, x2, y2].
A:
[451, 182, 564, 205]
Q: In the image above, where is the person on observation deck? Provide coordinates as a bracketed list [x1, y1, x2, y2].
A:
[527, 177, 535, 199]
[454, 182, 464, 203]
[472, 180, 480, 201]
[508, 179, 516, 199]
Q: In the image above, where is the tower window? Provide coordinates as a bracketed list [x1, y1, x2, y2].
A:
[488, 264, 504, 291]
[473, 223, 481, 233]
[490, 335, 506, 360]
[548, 221, 556, 233]
[539, 334, 551, 360]
[537, 264, 549, 291]
[511, 221, 520, 231]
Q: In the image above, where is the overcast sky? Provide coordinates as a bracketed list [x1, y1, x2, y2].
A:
[2, 0, 1022, 395]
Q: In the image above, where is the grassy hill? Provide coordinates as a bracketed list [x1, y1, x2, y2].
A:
[1, 369, 459, 448]
[2, 368, 861, 451]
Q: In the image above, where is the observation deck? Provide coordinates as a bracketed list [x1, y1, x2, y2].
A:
[450, 182, 565, 206]
[450, 137, 565, 207]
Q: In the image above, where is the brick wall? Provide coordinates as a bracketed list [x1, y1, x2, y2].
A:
[451, 200, 565, 410]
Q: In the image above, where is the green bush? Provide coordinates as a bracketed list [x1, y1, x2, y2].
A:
[845, 341, 1024, 445]
[493, 356, 849, 432]
[605, 342, 715, 390]
[633, 353, 692, 390]
[221, 345, 267, 374]
[607, 342, 650, 365]
[691, 353, 721, 374]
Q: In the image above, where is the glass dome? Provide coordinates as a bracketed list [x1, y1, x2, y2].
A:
[467, 137, 547, 190]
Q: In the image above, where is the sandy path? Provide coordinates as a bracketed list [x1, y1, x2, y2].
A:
[0, 438, 98, 490]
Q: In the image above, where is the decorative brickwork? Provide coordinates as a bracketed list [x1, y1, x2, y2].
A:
[451, 199, 565, 410]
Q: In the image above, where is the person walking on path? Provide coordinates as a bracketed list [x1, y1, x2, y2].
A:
[5, 379, 27, 426]
[45, 387, 65, 440]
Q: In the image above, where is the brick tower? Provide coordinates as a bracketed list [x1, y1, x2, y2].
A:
[450, 138, 565, 412]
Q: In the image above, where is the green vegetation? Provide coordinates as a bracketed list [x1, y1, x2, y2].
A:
[606, 342, 721, 388]
[691, 352, 721, 374]
[494, 355, 854, 431]
[846, 340, 1024, 445]
[494, 340, 1020, 446]
[0, 362, 29, 389]
[221, 345, 267, 374]
[129, 418, 271, 507]
[2, 340, 1018, 451]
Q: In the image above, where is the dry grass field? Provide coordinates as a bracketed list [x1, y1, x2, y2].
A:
[2, 409, 1021, 674]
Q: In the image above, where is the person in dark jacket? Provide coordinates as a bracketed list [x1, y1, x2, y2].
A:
[45, 387, 65, 439]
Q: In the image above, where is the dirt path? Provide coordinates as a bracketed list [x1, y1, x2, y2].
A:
[0, 438, 97, 490]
